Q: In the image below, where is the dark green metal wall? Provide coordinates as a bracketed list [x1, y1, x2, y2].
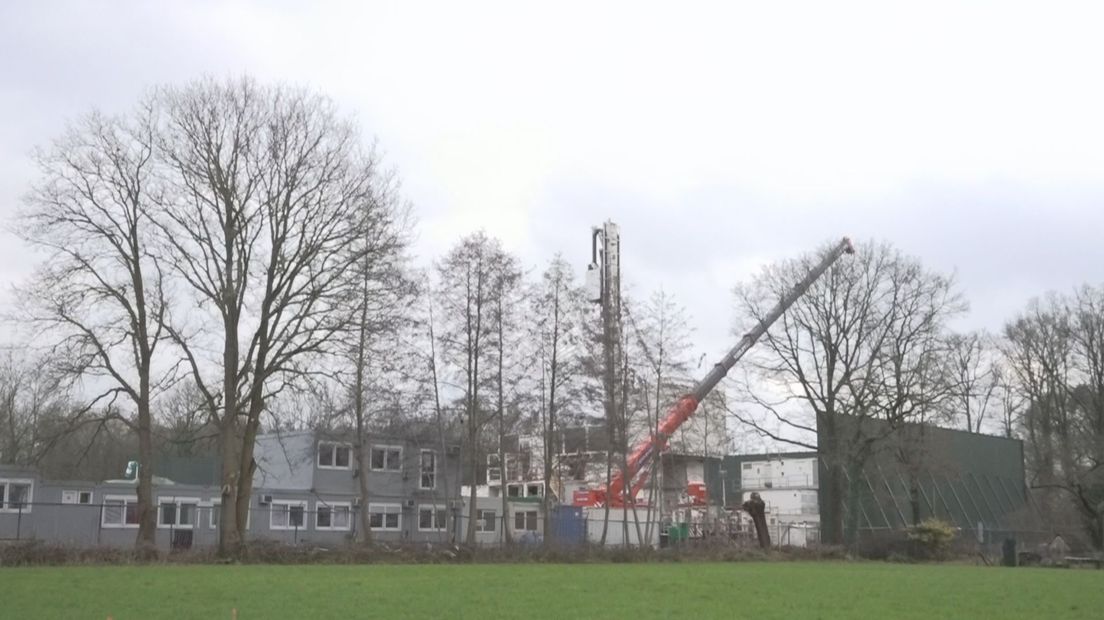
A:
[695, 417, 1028, 537]
[817, 417, 1028, 533]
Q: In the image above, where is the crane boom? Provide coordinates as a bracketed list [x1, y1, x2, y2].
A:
[595, 237, 855, 507]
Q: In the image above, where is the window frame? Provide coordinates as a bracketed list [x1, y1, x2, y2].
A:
[476, 509, 496, 533]
[101, 494, 139, 528]
[61, 489, 94, 505]
[317, 441, 353, 470]
[315, 500, 353, 531]
[0, 478, 34, 513]
[157, 496, 201, 529]
[487, 454, 502, 484]
[513, 509, 538, 532]
[367, 502, 402, 532]
[370, 445, 403, 472]
[419, 449, 437, 490]
[417, 504, 448, 532]
[269, 500, 309, 531]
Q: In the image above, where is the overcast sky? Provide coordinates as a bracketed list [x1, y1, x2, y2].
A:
[3, 0, 1104, 367]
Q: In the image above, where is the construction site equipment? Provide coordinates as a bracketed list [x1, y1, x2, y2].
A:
[575, 237, 855, 508]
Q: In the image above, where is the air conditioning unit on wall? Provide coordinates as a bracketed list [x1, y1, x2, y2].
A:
[260, 494, 273, 505]
[404, 499, 416, 508]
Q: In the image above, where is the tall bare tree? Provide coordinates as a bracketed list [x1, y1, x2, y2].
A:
[624, 288, 694, 536]
[1003, 287, 1104, 549]
[337, 176, 416, 543]
[1070, 285, 1104, 477]
[152, 78, 392, 557]
[435, 231, 512, 544]
[18, 108, 172, 552]
[1001, 295, 1073, 494]
[0, 351, 73, 466]
[944, 331, 1000, 433]
[730, 240, 962, 544]
[993, 362, 1023, 439]
[531, 255, 585, 543]
[485, 250, 527, 545]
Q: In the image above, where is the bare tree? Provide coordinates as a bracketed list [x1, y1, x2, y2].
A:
[338, 175, 415, 543]
[944, 331, 1000, 433]
[1070, 285, 1104, 478]
[422, 299, 457, 542]
[1003, 287, 1104, 549]
[152, 78, 391, 557]
[486, 250, 528, 545]
[435, 231, 511, 544]
[0, 351, 73, 466]
[730, 240, 963, 544]
[575, 292, 615, 541]
[158, 379, 219, 457]
[531, 255, 585, 543]
[1001, 295, 1073, 494]
[993, 362, 1023, 439]
[18, 108, 173, 552]
[625, 288, 694, 536]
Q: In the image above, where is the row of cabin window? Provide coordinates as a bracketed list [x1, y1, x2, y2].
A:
[98, 496, 451, 533]
[470, 509, 538, 533]
[317, 444, 438, 488]
[266, 502, 451, 532]
[0, 479, 33, 512]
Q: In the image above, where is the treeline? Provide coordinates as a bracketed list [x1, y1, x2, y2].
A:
[5, 77, 1101, 553]
[3, 77, 713, 555]
[730, 242, 1104, 549]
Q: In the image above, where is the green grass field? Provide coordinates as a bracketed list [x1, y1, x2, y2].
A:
[3, 562, 1100, 619]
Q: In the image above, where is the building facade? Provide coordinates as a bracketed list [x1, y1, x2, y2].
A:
[0, 430, 463, 550]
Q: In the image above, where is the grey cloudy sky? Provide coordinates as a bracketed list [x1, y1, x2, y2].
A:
[3, 0, 1103, 363]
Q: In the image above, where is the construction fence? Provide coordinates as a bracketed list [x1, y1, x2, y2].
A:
[0, 501, 459, 551]
[3, 501, 822, 552]
[9, 500, 1059, 560]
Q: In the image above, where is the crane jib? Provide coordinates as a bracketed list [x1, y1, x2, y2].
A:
[594, 237, 854, 508]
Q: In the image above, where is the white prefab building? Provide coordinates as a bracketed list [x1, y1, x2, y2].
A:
[738, 456, 819, 521]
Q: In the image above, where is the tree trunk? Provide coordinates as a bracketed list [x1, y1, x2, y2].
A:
[427, 309, 452, 544]
[135, 399, 157, 556]
[817, 416, 846, 545]
[499, 446, 511, 545]
[355, 440, 373, 543]
[234, 404, 263, 550]
[217, 415, 243, 558]
[543, 326, 558, 547]
[907, 469, 923, 526]
[465, 436, 479, 545]
[354, 261, 373, 544]
[821, 460, 846, 545]
[495, 317, 512, 546]
[844, 459, 864, 549]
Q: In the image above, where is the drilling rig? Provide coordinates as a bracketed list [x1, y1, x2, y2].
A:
[574, 233, 855, 508]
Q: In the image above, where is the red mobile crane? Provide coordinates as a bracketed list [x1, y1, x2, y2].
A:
[575, 237, 855, 508]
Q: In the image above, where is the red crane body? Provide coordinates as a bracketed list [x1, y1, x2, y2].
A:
[579, 237, 855, 508]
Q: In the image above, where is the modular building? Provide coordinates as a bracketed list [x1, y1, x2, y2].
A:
[0, 430, 462, 550]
